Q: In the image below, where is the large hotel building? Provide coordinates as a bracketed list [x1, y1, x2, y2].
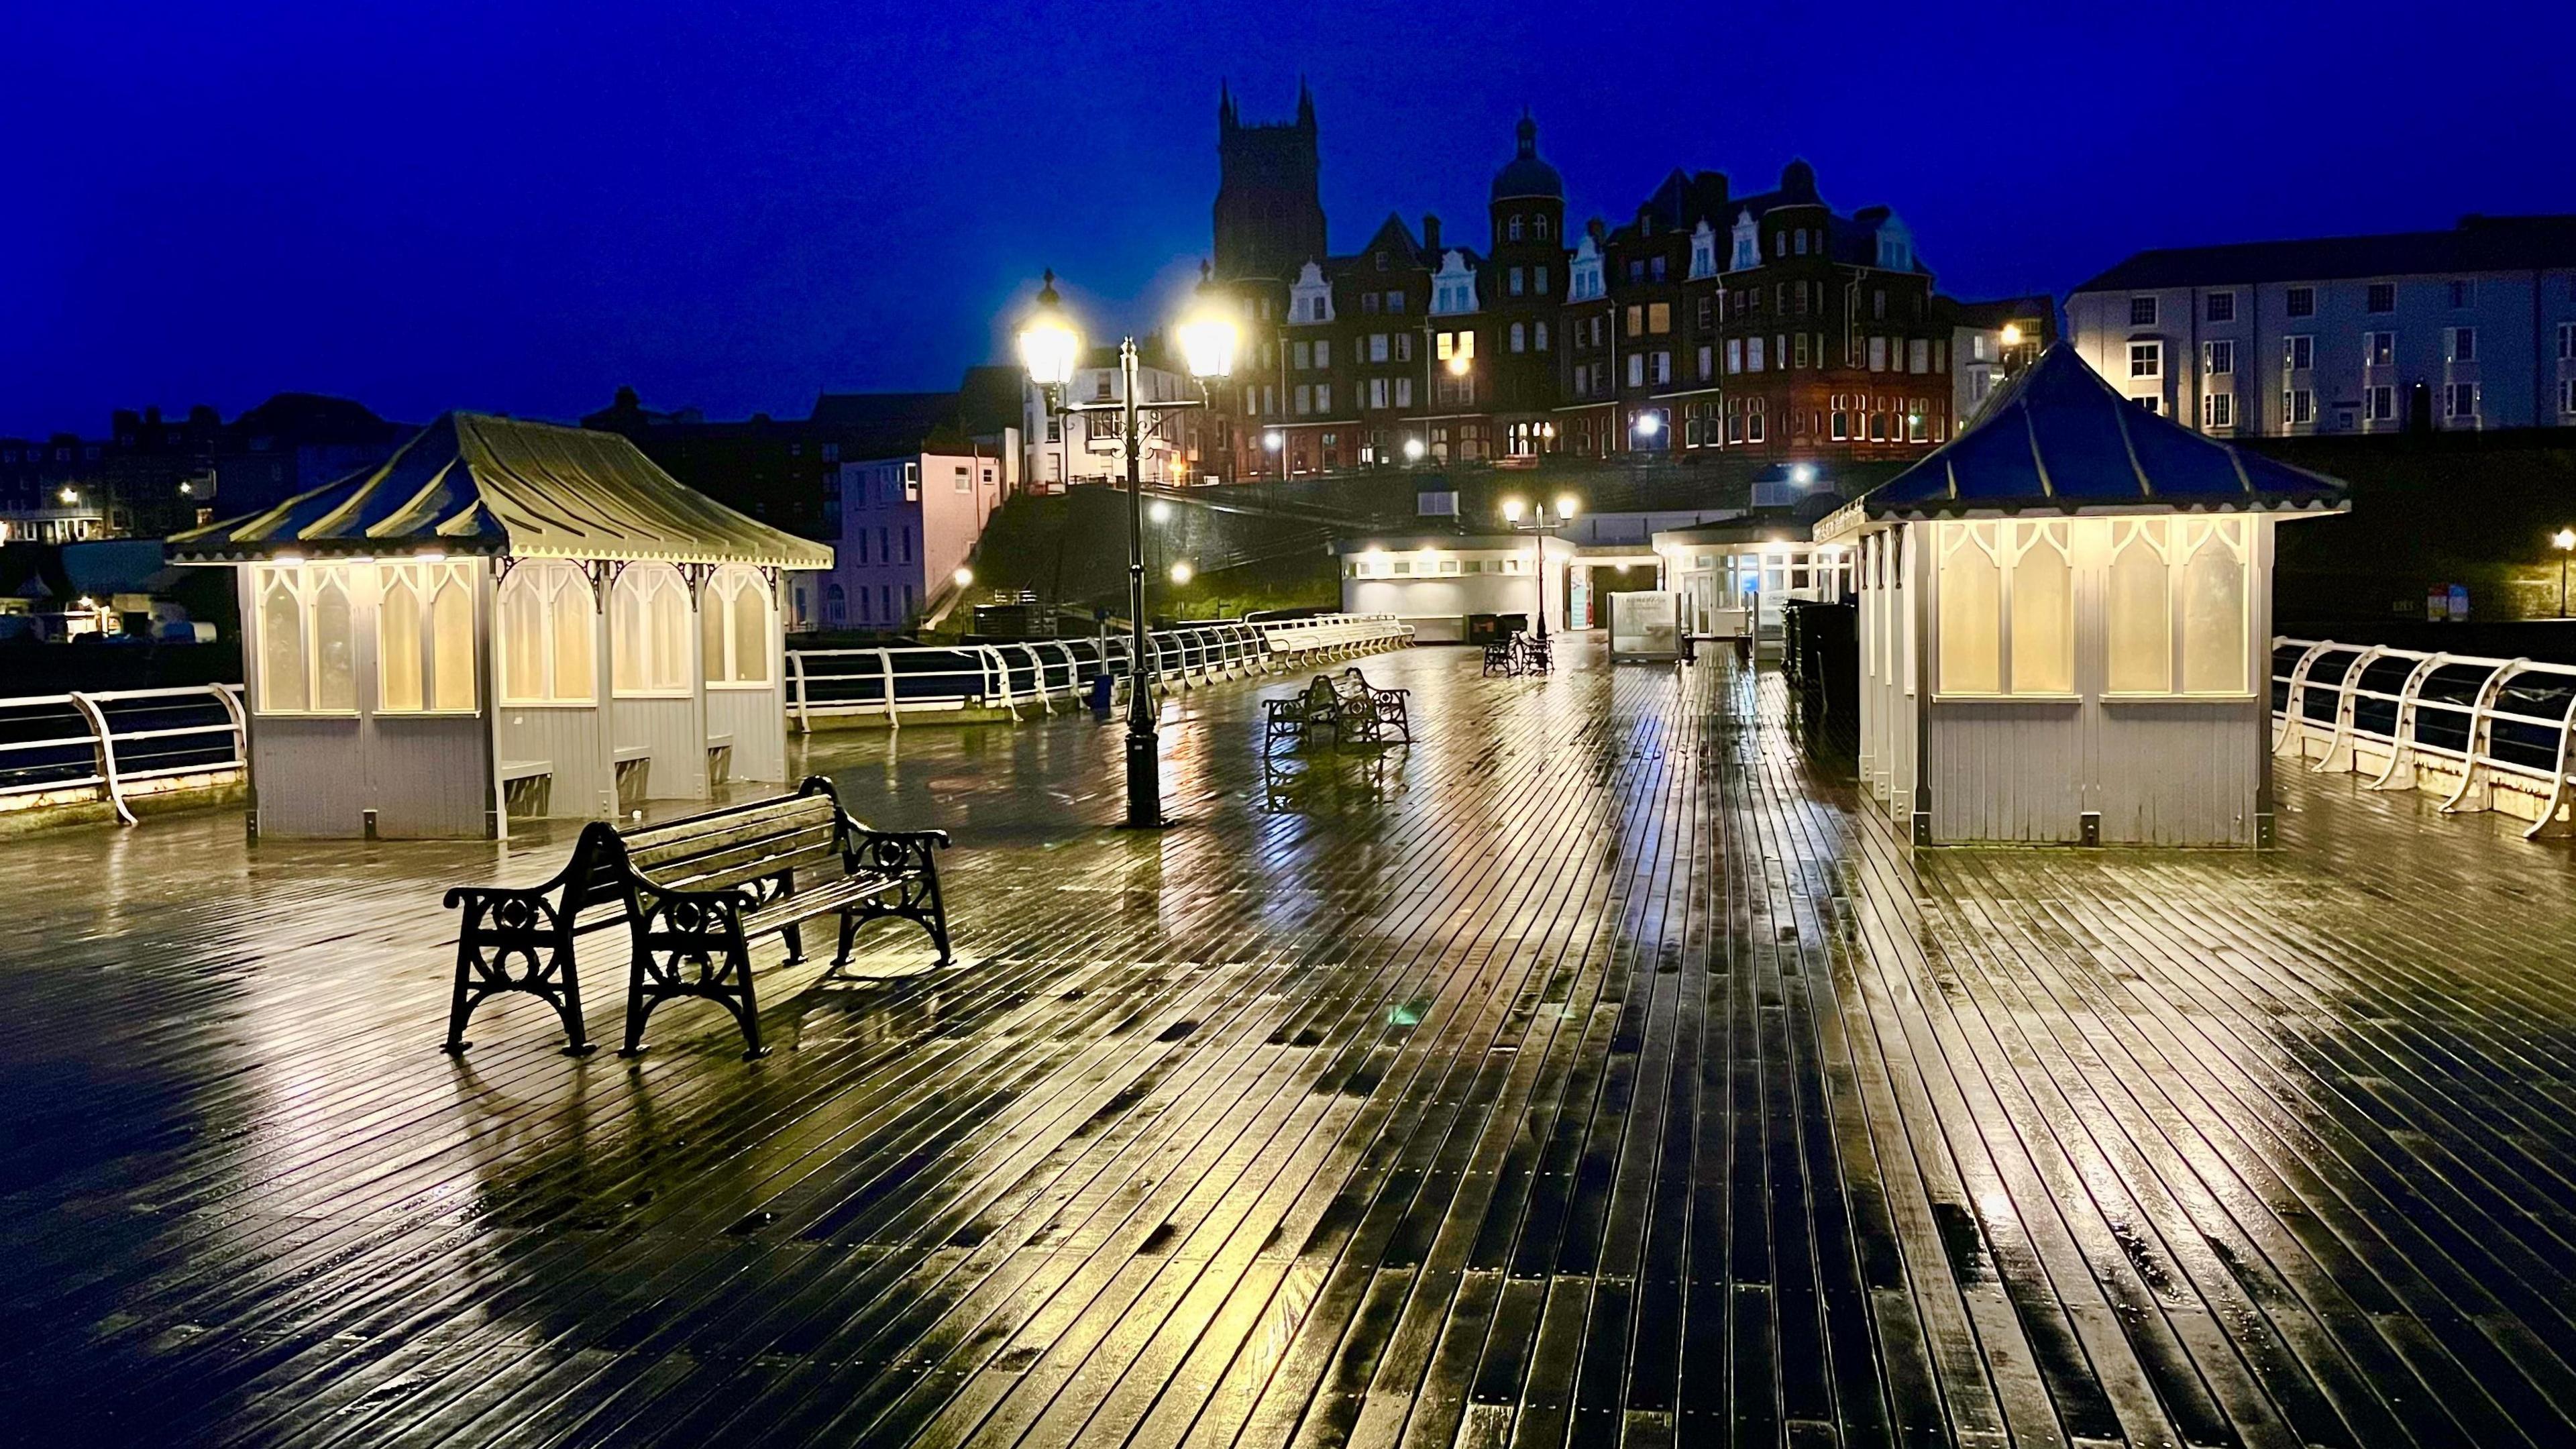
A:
[1191, 84, 2047, 485]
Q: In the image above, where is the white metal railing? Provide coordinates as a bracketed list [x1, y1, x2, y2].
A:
[784, 612, 1415, 728]
[0, 683, 247, 825]
[2271, 635, 2576, 839]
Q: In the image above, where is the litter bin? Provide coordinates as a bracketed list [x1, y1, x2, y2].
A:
[1088, 672, 1114, 715]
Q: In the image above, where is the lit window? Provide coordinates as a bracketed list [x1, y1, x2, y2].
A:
[2179, 519, 2247, 693]
[613, 564, 693, 696]
[2106, 521, 2171, 693]
[252, 562, 360, 714]
[378, 559, 478, 712]
[2008, 522, 2073, 694]
[1937, 523, 2001, 694]
[702, 565, 773, 686]
[498, 559, 596, 704]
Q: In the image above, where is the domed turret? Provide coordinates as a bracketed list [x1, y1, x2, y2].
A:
[1490, 111, 1564, 203]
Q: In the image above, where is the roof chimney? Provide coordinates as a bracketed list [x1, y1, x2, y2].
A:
[1423, 214, 1442, 254]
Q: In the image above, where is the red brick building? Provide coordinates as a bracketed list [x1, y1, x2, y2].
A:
[1200, 88, 1998, 482]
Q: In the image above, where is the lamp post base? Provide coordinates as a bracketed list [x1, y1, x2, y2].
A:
[1123, 727, 1167, 830]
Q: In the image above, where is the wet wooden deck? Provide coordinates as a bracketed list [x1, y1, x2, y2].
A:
[7, 641, 2576, 1448]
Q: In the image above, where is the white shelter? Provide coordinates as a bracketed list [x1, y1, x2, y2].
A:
[1338, 533, 1574, 642]
[170, 413, 833, 839]
[1816, 345, 2345, 847]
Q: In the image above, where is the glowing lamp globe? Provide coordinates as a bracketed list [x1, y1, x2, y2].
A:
[1016, 271, 1080, 389]
[1175, 309, 1239, 381]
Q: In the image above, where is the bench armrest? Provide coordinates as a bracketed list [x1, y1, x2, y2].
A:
[624, 873, 760, 932]
[845, 827, 949, 877]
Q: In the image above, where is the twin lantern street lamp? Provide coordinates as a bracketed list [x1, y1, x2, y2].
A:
[1016, 268, 1240, 829]
[1501, 494, 1581, 641]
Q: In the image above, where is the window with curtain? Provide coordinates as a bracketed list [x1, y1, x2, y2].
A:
[253, 562, 360, 714]
[612, 564, 692, 696]
[702, 565, 772, 686]
[377, 559, 479, 712]
[496, 559, 596, 704]
[2180, 519, 2249, 693]
[2106, 521, 2172, 693]
[1937, 523, 2001, 695]
[2008, 522, 2073, 694]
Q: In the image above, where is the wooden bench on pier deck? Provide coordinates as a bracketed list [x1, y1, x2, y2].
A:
[441, 775, 951, 1060]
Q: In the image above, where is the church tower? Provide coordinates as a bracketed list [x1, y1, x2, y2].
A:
[1212, 80, 1327, 283]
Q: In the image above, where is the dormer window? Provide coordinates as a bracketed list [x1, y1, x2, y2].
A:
[1508, 215, 1524, 241]
[1375, 252, 1389, 271]
[1689, 221, 1716, 280]
[1875, 214, 1913, 272]
[1534, 215, 1552, 239]
[1729, 210, 1758, 271]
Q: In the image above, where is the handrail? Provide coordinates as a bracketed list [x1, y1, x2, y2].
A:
[0, 616, 1417, 822]
[0, 682, 247, 825]
[780, 612, 1413, 729]
[2271, 634, 2576, 839]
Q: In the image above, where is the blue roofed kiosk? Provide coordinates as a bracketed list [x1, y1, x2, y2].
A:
[1814, 343, 2346, 846]
[170, 413, 833, 839]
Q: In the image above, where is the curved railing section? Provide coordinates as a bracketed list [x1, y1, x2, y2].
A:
[783, 612, 1415, 729]
[0, 616, 1413, 826]
[0, 684, 247, 825]
[2271, 635, 2576, 839]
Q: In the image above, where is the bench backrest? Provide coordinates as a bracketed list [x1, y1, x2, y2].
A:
[617, 791, 843, 898]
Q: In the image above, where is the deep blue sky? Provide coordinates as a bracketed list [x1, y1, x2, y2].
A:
[5, 0, 2561, 438]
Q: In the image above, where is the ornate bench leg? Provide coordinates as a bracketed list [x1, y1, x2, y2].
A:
[728, 943, 766, 1059]
[443, 937, 478, 1055]
[443, 896, 590, 1057]
[621, 947, 654, 1058]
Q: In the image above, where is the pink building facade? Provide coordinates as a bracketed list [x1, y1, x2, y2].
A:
[829, 449, 1006, 631]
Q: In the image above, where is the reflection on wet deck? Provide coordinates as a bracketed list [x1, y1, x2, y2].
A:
[7, 640, 2576, 1448]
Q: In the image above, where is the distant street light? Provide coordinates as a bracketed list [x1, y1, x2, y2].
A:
[2555, 528, 2574, 618]
[1402, 437, 1426, 462]
[1169, 561, 1193, 585]
[1018, 266, 1237, 828]
[1499, 494, 1581, 643]
[1148, 500, 1173, 523]
[953, 566, 975, 588]
[2000, 323, 2023, 348]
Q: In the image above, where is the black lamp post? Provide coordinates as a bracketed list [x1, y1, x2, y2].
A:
[1018, 268, 1238, 829]
[1500, 493, 1580, 641]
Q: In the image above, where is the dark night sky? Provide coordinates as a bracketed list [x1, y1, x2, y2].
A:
[5, 0, 2562, 438]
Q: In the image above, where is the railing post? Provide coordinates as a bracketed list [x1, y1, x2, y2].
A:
[880, 649, 900, 730]
[2314, 645, 2384, 775]
[66, 691, 136, 826]
[2437, 657, 2520, 815]
[2366, 652, 2445, 792]
[788, 650, 813, 733]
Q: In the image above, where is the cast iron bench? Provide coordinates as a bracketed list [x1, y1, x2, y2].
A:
[1331, 667, 1411, 743]
[1265, 673, 1402, 754]
[441, 775, 951, 1060]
